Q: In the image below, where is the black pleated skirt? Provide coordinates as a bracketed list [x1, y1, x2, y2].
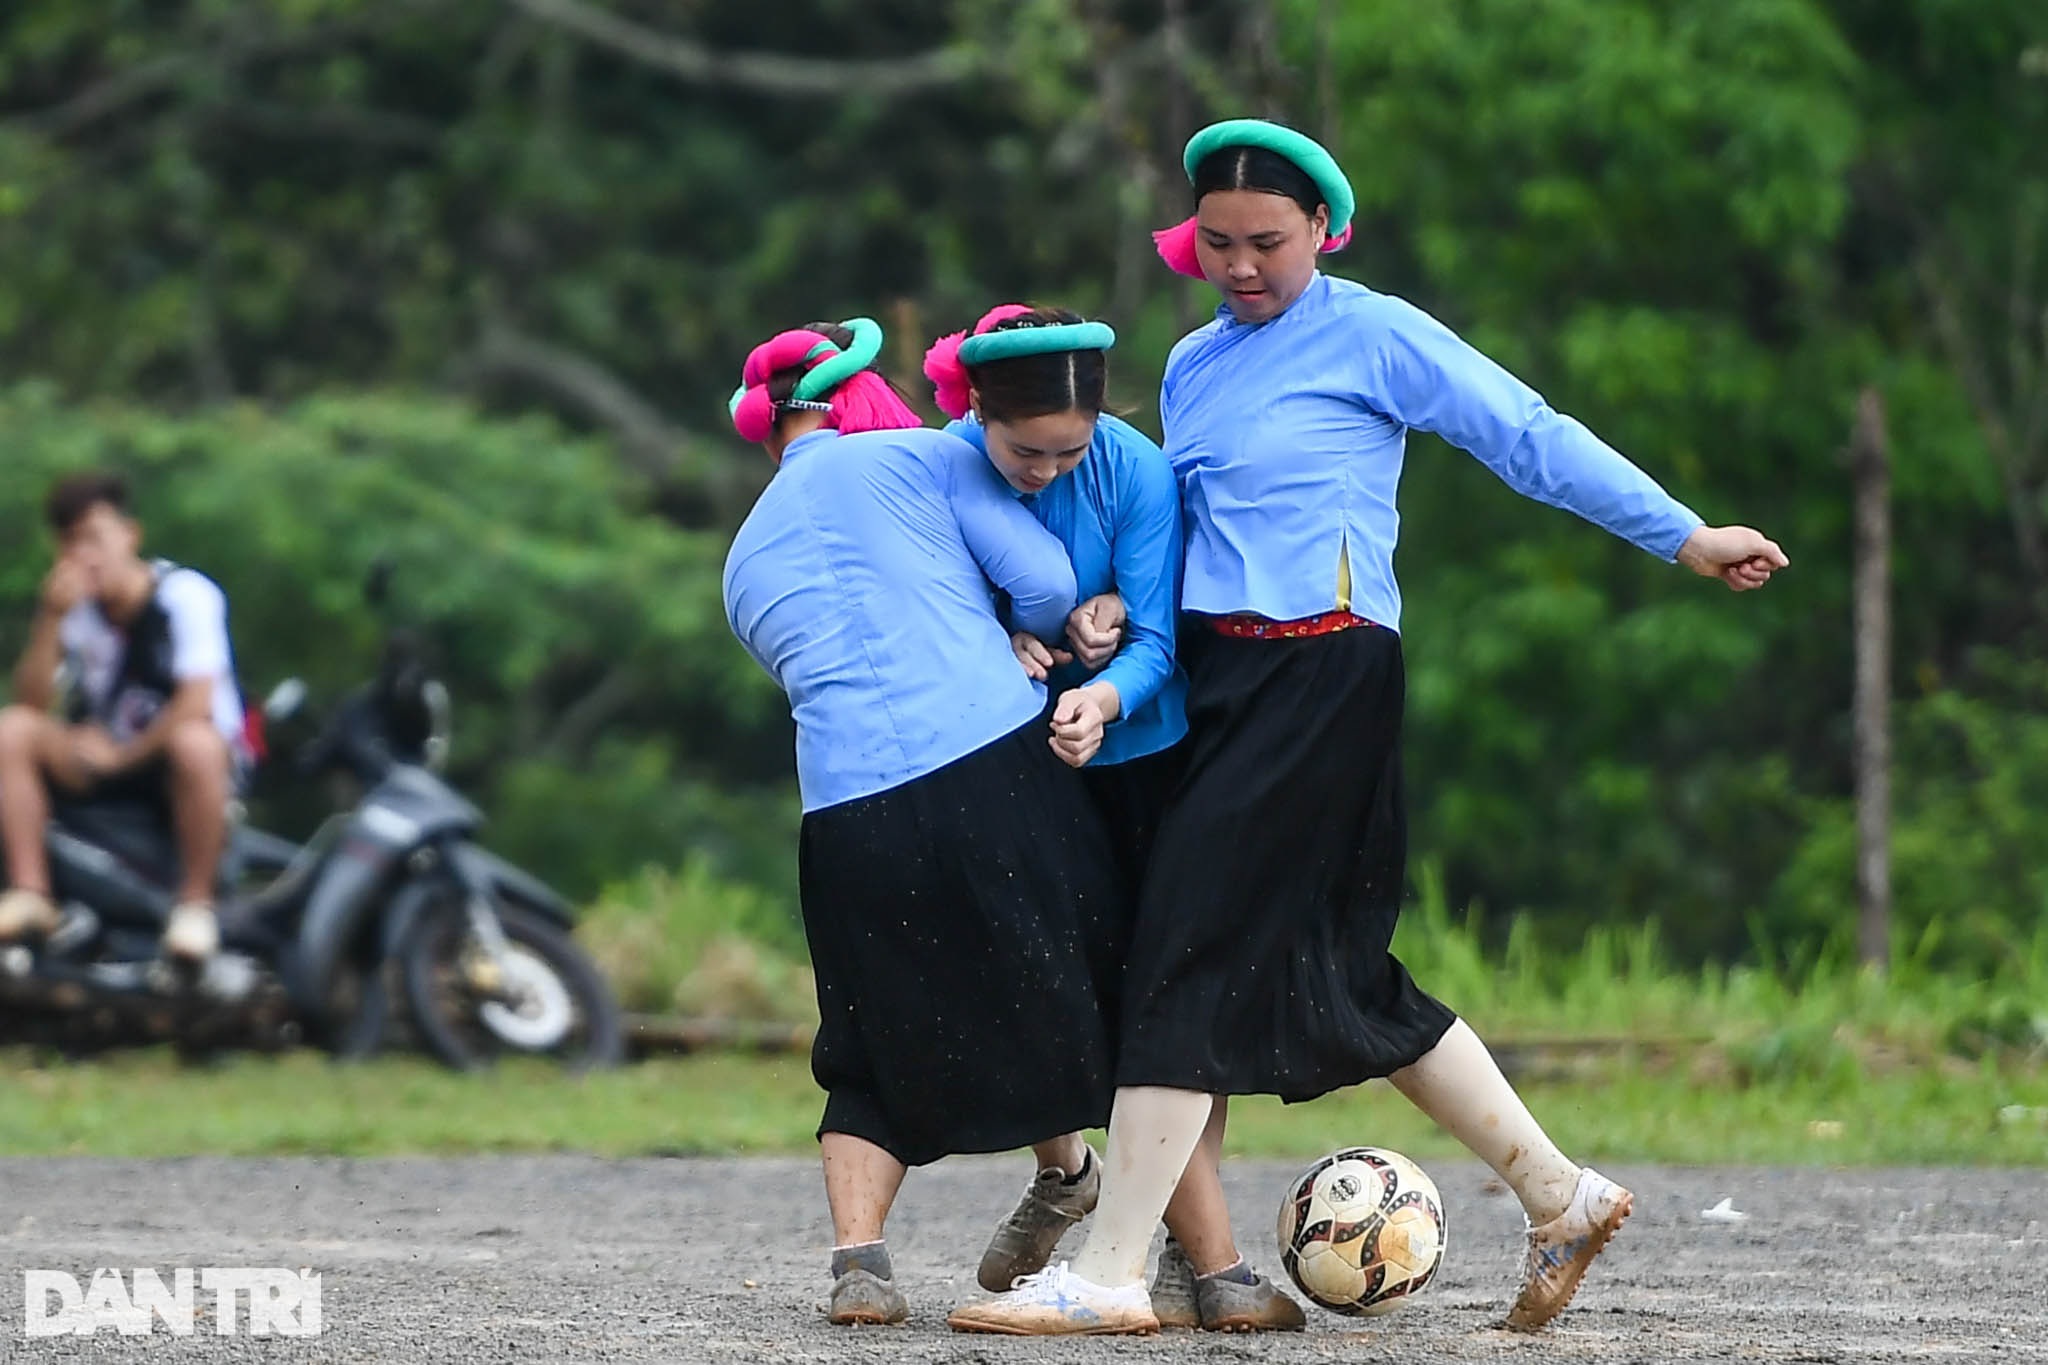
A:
[1078, 741, 1188, 907]
[1115, 624, 1456, 1101]
[797, 717, 1126, 1167]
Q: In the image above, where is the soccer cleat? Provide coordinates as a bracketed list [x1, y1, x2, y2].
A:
[161, 902, 220, 965]
[975, 1146, 1100, 1291]
[1197, 1265, 1307, 1333]
[1504, 1167, 1633, 1331]
[1149, 1239, 1200, 1329]
[1154, 1239, 1307, 1332]
[946, 1261, 1159, 1336]
[0, 888, 60, 941]
[827, 1269, 908, 1326]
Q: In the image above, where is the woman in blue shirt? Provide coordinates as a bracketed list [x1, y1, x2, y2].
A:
[722, 317, 1127, 1328]
[926, 307, 1299, 1332]
[924, 306, 1188, 886]
[951, 123, 1788, 1338]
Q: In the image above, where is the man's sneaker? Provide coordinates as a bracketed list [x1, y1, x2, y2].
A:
[161, 902, 219, 965]
[975, 1146, 1100, 1291]
[0, 889, 59, 942]
[828, 1269, 908, 1326]
[1505, 1167, 1633, 1331]
[1197, 1265, 1307, 1333]
[948, 1262, 1158, 1336]
[1149, 1238, 1200, 1330]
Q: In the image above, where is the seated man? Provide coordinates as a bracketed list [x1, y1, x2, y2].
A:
[0, 471, 252, 963]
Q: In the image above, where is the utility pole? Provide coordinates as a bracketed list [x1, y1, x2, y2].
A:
[1850, 386, 1892, 970]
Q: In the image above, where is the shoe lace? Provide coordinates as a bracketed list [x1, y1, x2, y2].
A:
[1010, 1261, 1075, 1296]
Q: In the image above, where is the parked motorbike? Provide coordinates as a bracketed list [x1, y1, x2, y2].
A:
[2, 689, 398, 1058]
[3, 564, 625, 1071]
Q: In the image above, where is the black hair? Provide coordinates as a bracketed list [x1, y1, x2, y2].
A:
[764, 321, 853, 407]
[45, 470, 130, 535]
[1191, 145, 1326, 222]
[760, 321, 916, 429]
[966, 307, 1108, 424]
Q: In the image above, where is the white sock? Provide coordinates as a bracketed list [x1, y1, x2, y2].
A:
[1067, 1086, 1213, 1287]
[1389, 1018, 1581, 1225]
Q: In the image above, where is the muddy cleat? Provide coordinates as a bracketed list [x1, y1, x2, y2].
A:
[1153, 1239, 1305, 1332]
[0, 889, 60, 942]
[1149, 1238, 1200, 1330]
[161, 902, 220, 966]
[947, 1261, 1159, 1336]
[828, 1269, 908, 1326]
[1505, 1167, 1633, 1331]
[1197, 1264, 1306, 1333]
[975, 1146, 1100, 1292]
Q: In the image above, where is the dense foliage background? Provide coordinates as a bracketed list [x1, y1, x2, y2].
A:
[3, 0, 2043, 968]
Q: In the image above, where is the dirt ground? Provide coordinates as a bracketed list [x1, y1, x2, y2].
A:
[0, 1155, 2042, 1362]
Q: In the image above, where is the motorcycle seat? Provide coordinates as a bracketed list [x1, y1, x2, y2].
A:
[48, 798, 242, 898]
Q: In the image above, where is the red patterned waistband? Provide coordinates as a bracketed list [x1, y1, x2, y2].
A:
[1206, 609, 1377, 640]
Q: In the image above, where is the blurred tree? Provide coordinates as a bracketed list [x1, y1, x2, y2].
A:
[0, 0, 2042, 962]
[1286, 0, 2047, 959]
[0, 385, 793, 899]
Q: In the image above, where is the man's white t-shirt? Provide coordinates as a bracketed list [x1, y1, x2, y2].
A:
[57, 561, 247, 753]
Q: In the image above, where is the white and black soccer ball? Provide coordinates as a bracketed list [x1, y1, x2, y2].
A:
[1275, 1146, 1447, 1316]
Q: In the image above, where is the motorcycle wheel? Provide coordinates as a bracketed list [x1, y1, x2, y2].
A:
[399, 898, 623, 1072]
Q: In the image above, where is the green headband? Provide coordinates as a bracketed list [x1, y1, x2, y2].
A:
[794, 316, 883, 401]
[1183, 119, 1355, 238]
[727, 337, 833, 418]
[958, 320, 1117, 366]
[726, 319, 883, 418]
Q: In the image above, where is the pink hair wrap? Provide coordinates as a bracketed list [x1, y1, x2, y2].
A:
[731, 327, 920, 442]
[922, 304, 1035, 419]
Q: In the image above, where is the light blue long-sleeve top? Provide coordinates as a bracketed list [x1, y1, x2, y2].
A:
[723, 426, 1078, 812]
[946, 413, 1190, 766]
[1161, 273, 1704, 629]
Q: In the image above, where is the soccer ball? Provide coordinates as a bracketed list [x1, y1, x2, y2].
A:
[1275, 1146, 1446, 1316]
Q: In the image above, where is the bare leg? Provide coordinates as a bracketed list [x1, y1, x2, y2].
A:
[1161, 1096, 1239, 1274]
[1028, 1132, 1088, 1177]
[947, 1089, 1220, 1336]
[1068, 1085, 1212, 1286]
[162, 720, 229, 905]
[0, 706, 64, 895]
[1389, 1018, 1580, 1223]
[820, 1132, 908, 1248]
[820, 1131, 912, 1324]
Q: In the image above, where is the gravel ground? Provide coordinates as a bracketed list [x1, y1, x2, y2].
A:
[1, 1156, 2043, 1362]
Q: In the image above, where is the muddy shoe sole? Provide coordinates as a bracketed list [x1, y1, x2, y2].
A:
[828, 1269, 908, 1326]
[1200, 1273, 1307, 1333]
[947, 1311, 1159, 1337]
[1504, 1188, 1634, 1332]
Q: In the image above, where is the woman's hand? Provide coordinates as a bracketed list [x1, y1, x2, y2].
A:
[1676, 526, 1788, 592]
[1012, 631, 1074, 682]
[1066, 594, 1127, 670]
[1049, 681, 1122, 768]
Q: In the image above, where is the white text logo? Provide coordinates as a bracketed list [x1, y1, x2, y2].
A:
[23, 1268, 322, 1337]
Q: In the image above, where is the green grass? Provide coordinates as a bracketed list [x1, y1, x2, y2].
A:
[7, 863, 2043, 1164]
[1389, 863, 2048, 1068]
[572, 857, 2048, 1075]
[2, 1047, 2043, 1164]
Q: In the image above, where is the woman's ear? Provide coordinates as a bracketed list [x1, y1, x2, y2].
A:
[1311, 204, 1330, 251]
[967, 385, 983, 424]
